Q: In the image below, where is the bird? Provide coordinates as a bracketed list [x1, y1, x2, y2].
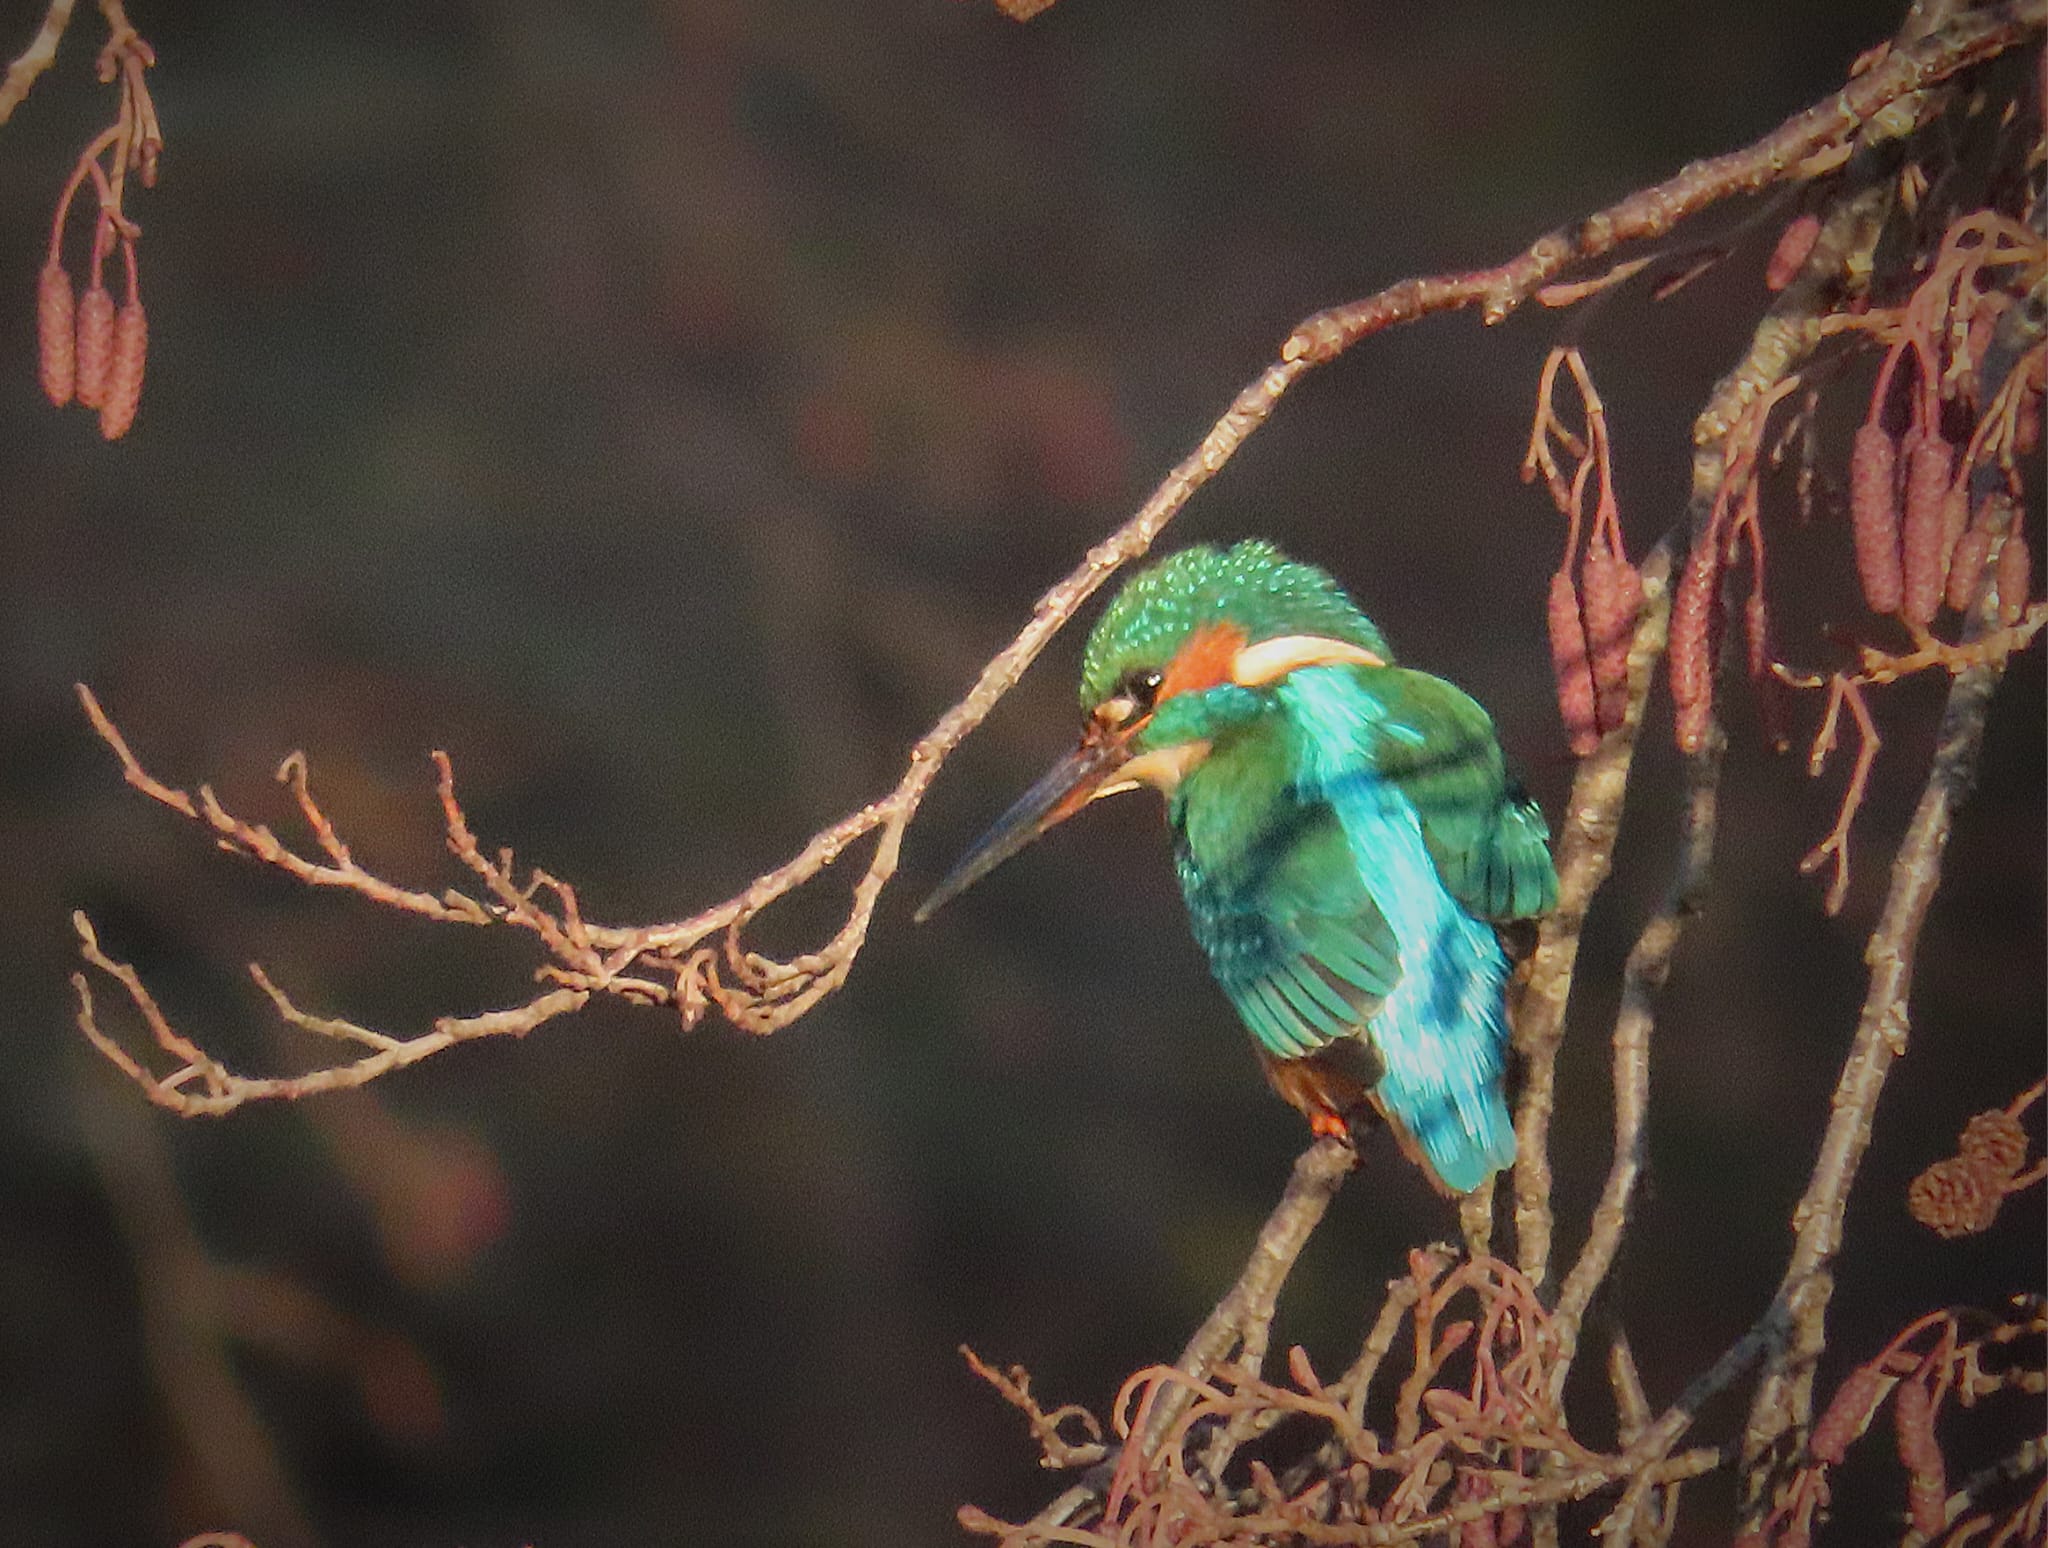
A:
[916, 540, 1559, 1195]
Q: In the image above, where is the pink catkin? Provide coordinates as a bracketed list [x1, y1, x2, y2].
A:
[1580, 540, 1640, 736]
[74, 282, 115, 408]
[1935, 481, 1971, 607]
[1996, 527, 2031, 628]
[2015, 391, 2040, 457]
[1547, 568, 1599, 757]
[1945, 492, 2007, 612]
[37, 261, 76, 406]
[1809, 1363, 1887, 1464]
[1892, 1378, 1946, 1537]
[1765, 212, 1821, 292]
[1849, 423, 1902, 616]
[98, 296, 146, 440]
[1669, 534, 1722, 755]
[1898, 428, 1955, 628]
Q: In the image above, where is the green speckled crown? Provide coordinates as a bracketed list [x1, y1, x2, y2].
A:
[1079, 541, 1393, 707]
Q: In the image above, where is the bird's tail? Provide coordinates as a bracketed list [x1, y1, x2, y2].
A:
[1367, 914, 1516, 1196]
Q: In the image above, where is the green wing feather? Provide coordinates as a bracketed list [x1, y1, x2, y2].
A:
[1348, 669, 1559, 923]
[1173, 732, 1400, 1062]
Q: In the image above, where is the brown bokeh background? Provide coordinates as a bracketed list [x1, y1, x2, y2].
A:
[0, 2, 2039, 1544]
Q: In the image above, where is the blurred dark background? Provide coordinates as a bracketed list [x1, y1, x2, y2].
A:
[0, 2, 2039, 1544]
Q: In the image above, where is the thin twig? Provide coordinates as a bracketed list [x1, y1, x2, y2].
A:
[70, 3, 2037, 1113]
[1512, 540, 1672, 1290]
[1739, 585, 2023, 1517]
[0, 0, 74, 125]
[1135, 1136, 1358, 1463]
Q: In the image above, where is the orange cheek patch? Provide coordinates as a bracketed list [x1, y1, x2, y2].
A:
[1159, 622, 1249, 702]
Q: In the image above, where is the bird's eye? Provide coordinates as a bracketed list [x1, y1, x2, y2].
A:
[1122, 669, 1165, 710]
[1095, 669, 1163, 731]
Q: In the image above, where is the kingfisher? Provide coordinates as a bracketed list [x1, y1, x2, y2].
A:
[918, 541, 1558, 1194]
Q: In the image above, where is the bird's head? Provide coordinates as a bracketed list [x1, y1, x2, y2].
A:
[916, 541, 1391, 920]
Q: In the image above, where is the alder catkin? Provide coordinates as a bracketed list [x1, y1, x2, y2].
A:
[1996, 525, 2031, 627]
[1892, 1378, 1946, 1537]
[1899, 428, 1955, 628]
[1945, 492, 2007, 613]
[74, 281, 115, 408]
[98, 294, 146, 440]
[1669, 535, 1722, 755]
[1849, 423, 1902, 615]
[1765, 212, 1821, 291]
[1580, 539, 1640, 736]
[2014, 390, 2040, 457]
[1546, 567, 1599, 757]
[1808, 1363, 1886, 1464]
[37, 260, 76, 406]
[1935, 480, 1971, 606]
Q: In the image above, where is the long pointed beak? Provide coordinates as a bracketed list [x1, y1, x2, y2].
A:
[914, 729, 1134, 924]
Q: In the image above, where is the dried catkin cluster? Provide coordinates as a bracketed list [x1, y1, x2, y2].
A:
[1848, 213, 2043, 635]
[1533, 194, 2044, 913]
[33, 13, 161, 440]
[1523, 348, 1645, 756]
[1752, 1293, 2048, 1548]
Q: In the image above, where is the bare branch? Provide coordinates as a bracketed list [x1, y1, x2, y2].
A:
[1740, 574, 2028, 1516]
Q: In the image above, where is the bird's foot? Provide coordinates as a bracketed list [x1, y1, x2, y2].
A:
[1308, 1110, 1353, 1141]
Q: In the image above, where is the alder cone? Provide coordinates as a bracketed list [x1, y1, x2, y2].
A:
[1958, 1109, 2028, 1180]
[1897, 429, 1953, 628]
[1995, 525, 2031, 627]
[37, 261, 76, 406]
[98, 297, 147, 440]
[1546, 567, 1598, 757]
[74, 282, 115, 408]
[1848, 423, 1902, 615]
[1907, 1155, 2001, 1238]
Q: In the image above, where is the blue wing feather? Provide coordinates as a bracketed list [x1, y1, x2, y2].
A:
[1274, 667, 1518, 1193]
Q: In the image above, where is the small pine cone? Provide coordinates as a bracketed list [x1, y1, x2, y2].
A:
[97, 295, 147, 440]
[1891, 1379, 1946, 1537]
[1849, 423, 1902, 615]
[1669, 534, 1722, 755]
[1581, 540, 1640, 735]
[1907, 1155, 2002, 1238]
[1898, 429, 1954, 629]
[1765, 213, 1822, 292]
[1809, 1363, 1887, 1464]
[74, 281, 115, 408]
[1958, 1108, 2029, 1181]
[1996, 526, 2031, 628]
[37, 260, 76, 406]
[1547, 567, 1599, 757]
